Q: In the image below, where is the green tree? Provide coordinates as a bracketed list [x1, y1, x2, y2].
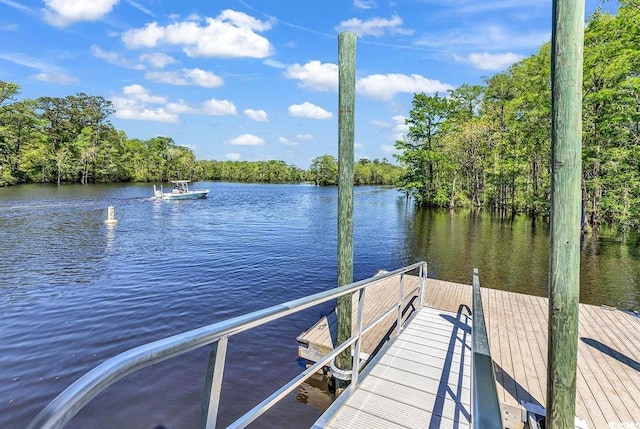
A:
[394, 92, 452, 204]
[310, 155, 338, 185]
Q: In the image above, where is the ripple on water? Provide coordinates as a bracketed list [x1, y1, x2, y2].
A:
[1, 182, 639, 428]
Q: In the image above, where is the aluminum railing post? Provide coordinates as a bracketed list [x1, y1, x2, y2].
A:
[418, 263, 426, 308]
[397, 274, 405, 336]
[350, 288, 366, 389]
[201, 337, 229, 429]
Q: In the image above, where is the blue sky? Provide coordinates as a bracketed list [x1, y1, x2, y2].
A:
[0, 0, 616, 168]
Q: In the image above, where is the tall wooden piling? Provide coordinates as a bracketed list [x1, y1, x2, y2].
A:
[336, 31, 357, 375]
[547, 0, 584, 427]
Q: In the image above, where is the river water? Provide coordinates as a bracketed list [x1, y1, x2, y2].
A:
[1, 182, 638, 428]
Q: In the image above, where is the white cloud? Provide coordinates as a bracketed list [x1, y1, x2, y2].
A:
[139, 52, 176, 68]
[1, 23, 18, 31]
[288, 102, 332, 119]
[284, 60, 338, 91]
[145, 68, 223, 88]
[454, 52, 524, 70]
[218, 9, 271, 31]
[111, 84, 239, 122]
[226, 152, 241, 160]
[335, 14, 413, 37]
[0, 52, 77, 84]
[263, 59, 285, 69]
[91, 45, 144, 70]
[370, 119, 389, 127]
[392, 115, 408, 131]
[43, 0, 119, 27]
[279, 134, 314, 146]
[122, 10, 273, 58]
[392, 115, 409, 140]
[381, 144, 398, 153]
[31, 72, 77, 85]
[357, 73, 453, 101]
[118, 107, 177, 122]
[226, 134, 265, 146]
[202, 98, 237, 116]
[370, 115, 408, 140]
[279, 137, 297, 146]
[122, 84, 166, 103]
[355, 143, 364, 149]
[112, 84, 179, 122]
[244, 109, 268, 122]
[126, 0, 154, 16]
[184, 68, 223, 87]
[354, 0, 376, 9]
[416, 24, 548, 52]
[454, 0, 544, 15]
[166, 101, 192, 114]
[0, 0, 33, 13]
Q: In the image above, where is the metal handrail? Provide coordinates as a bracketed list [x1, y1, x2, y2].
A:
[27, 261, 427, 429]
[471, 268, 503, 429]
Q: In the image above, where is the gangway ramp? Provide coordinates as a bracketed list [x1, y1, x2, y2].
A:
[314, 306, 472, 428]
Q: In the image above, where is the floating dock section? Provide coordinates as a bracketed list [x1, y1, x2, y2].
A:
[300, 275, 640, 428]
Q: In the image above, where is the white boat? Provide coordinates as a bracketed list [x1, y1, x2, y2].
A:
[153, 180, 209, 200]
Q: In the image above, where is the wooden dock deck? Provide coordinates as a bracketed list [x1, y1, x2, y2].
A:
[297, 274, 422, 363]
[304, 276, 640, 428]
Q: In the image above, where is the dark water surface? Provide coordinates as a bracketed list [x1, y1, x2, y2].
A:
[1, 182, 639, 428]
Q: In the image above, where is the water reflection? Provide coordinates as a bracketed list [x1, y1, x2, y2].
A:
[404, 207, 640, 310]
[1, 183, 638, 429]
[296, 372, 333, 411]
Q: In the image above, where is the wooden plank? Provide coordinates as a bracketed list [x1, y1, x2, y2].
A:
[591, 305, 640, 358]
[514, 292, 551, 408]
[485, 288, 506, 405]
[493, 285, 519, 408]
[527, 291, 608, 429]
[577, 306, 637, 422]
[578, 307, 633, 423]
[511, 291, 546, 405]
[298, 274, 421, 363]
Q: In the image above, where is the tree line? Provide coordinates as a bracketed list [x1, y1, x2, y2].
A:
[0, 82, 402, 187]
[395, 0, 640, 231]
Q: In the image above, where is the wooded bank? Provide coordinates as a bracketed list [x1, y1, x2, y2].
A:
[395, 1, 640, 232]
[1, 2, 638, 230]
[0, 84, 401, 187]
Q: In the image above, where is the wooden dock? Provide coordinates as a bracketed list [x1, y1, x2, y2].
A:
[297, 274, 421, 364]
[302, 276, 640, 428]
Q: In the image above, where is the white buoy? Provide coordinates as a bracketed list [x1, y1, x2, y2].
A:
[104, 206, 118, 225]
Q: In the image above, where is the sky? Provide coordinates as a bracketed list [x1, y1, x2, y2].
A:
[0, 0, 617, 168]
